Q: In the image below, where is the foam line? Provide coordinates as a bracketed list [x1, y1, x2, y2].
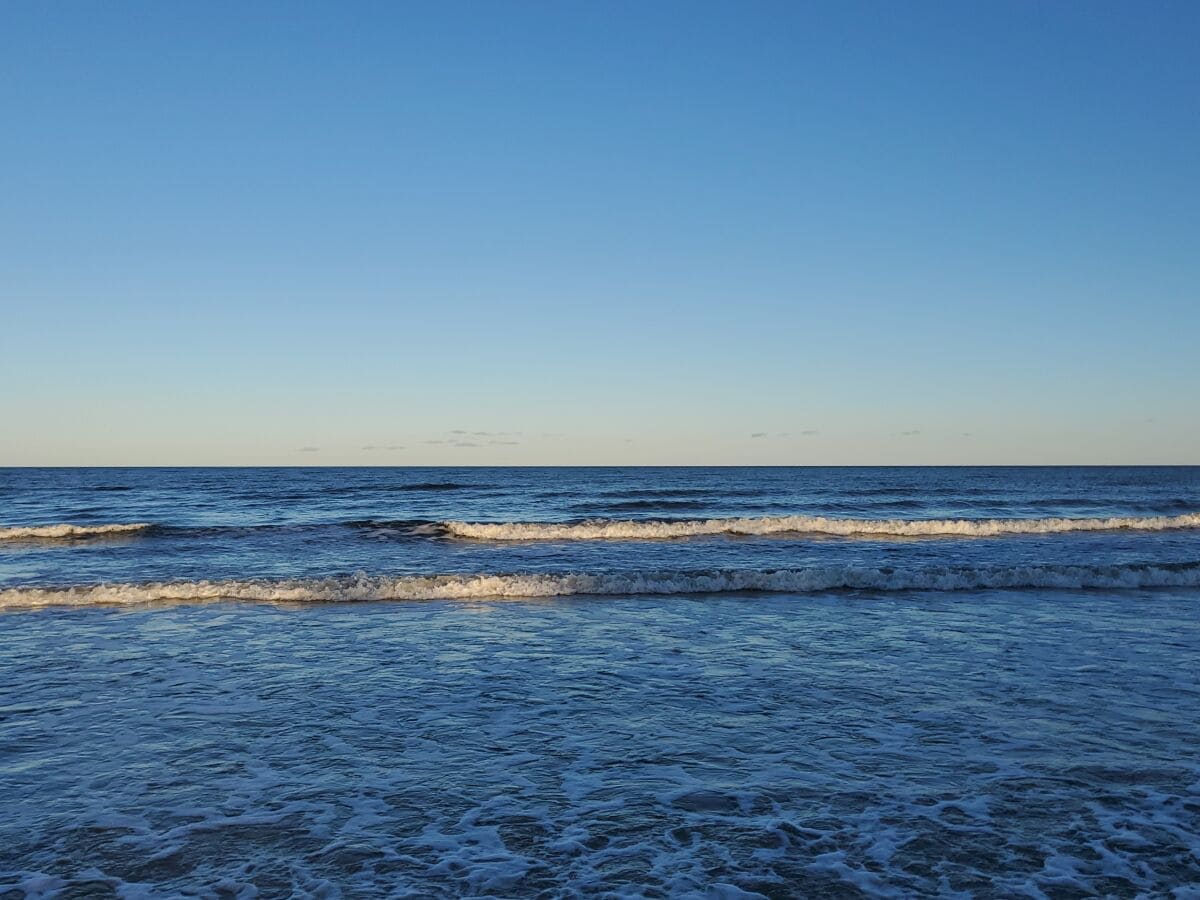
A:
[443, 513, 1200, 541]
[0, 523, 152, 540]
[3, 562, 1198, 608]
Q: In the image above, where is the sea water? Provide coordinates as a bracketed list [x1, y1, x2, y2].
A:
[1, 467, 1198, 896]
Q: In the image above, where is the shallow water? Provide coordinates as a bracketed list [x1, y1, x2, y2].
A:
[1, 467, 1199, 896]
[2, 591, 1199, 897]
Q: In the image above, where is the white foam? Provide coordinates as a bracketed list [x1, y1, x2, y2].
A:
[0, 522, 152, 540]
[443, 513, 1200, 541]
[2, 563, 1198, 609]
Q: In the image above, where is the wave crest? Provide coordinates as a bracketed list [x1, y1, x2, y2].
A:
[3, 562, 1199, 609]
[443, 513, 1200, 541]
[0, 523, 152, 541]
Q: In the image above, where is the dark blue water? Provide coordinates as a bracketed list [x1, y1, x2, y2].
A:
[2, 466, 1200, 597]
[2, 468, 1199, 895]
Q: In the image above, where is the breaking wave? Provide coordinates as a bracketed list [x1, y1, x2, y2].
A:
[0, 523, 152, 541]
[7, 513, 1199, 546]
[3, 562, 1199, 609]
[443, 513, 1200, 541]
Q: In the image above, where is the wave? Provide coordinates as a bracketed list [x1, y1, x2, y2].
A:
[344, 519, 445, 535]
[0, 523, 152, 541]
[443, 513, 1200, 541]
[6, 513, 1199, 545]
[3, 562, 1199, 608]
[0, 520, 447, 543]
[154, 520, 440, 538]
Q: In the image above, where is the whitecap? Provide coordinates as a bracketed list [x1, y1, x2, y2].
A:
[3, 561, 1198, 609]
[0, 522, 152, 540]
[442, 513, 1200, 541]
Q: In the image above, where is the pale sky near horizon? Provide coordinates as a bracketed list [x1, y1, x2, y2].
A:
[2, 1, 1197, 466]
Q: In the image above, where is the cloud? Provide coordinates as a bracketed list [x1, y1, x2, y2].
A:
[750, 432, 767, 438]
[386, 444, 405, 450]
[453, 441, 479, 448]
[489, 440, 519, 445]
[800, 429, 820, 436]
[961, 432, 974, 438]
[898, 430, 921, 437]
[423, 440, 446, 445]
[450, 430, 468, 435]
[361, 445, 376, 451]
[297, 446, 319, 453]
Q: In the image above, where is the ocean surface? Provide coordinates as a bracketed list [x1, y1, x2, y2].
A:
[2, 466, 1199, 896]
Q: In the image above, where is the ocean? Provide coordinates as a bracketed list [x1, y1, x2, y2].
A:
[2, 466, 1198, 896]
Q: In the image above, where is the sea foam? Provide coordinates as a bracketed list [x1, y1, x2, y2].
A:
[443, 513, 1200, 541]
[0, 523, 152, 540]
[3, 562, 1198, 608]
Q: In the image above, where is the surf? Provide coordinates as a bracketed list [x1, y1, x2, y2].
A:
[442, 512, 1200, 541]
[0, 523, 153, 540]
[4, 561, 1199, 608]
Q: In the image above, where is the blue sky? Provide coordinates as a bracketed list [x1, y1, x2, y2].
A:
[2, 1, 1197, 465]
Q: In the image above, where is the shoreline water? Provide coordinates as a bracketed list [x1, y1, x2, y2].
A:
[3, 588, 1198, 895]
[2, 467, 1198, 894]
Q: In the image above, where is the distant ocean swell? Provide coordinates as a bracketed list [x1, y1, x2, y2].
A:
[5, 512, 1200, 543]
[3, 561, 1199, 608]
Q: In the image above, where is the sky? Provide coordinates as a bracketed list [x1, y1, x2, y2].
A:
[2, 1, 1197, 465]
